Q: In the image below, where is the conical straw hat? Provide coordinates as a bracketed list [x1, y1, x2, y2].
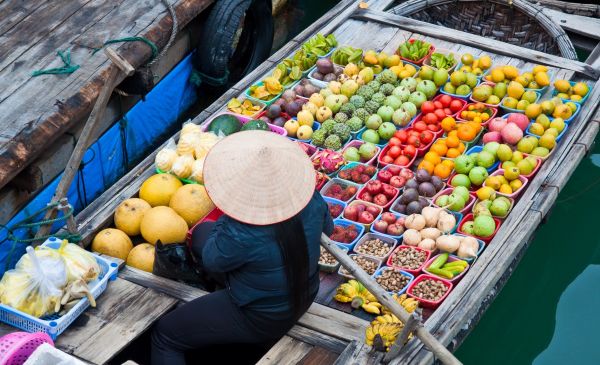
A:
[203, 130, 316, 225]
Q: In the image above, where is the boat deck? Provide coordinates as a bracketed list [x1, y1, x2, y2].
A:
[1, 0, 599, 363]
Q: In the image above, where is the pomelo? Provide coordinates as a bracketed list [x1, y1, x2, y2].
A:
[92, 228, 133, 260]
[126, 243, 155, 273]
[114, 198, 151, 236]
[139, 174, 183, 207]
[140, 206, 188, 245]
[169, 185, 215, 227]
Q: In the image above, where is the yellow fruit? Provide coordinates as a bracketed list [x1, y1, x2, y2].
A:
[528, 123, 545, 136]
[284, 119, 300, 137]
[114, 198, 151, 236]
[496, 176, 509, 185]
[507, 81, 525, 99]
[536, 114, 551, 129]
[499, 184, 513, 194]
[126, 243, 155, 272]
[540, 100, 555, 115]
[552, 104, 572, 120]
[296, 125, 314, 140]
[169, 185, 215, 227]
[491, 68, 505, 83]
[461, 53, 474, 65]
[572, 82, 589, 97]
[516, 100, 530, 110]
[504, 167, 520, 181]
[544, 128, 559, 137]
[384, 55, 401, 68]
[140, 206, 189, 244]
[566, 102, 577, 113]
[510, 179, 523, 191]
[539, 134, 556, 150]
[534, 72, 550, 87]
[502, 97, 518, 109]
[502, 65, 519, 80]
[514, 76, 528, 87]
[140, 174, 183, 207]
[521, 90, 539, 104]
[92, 228, 133, 260]
[476, 186, 496, 201]
[525, 103, 542, 119]
[549, 118, 565, 133]
[404, 64, 417, 76]
[485, 176, 501, 190]
[479, 55, 492, 70]
[521, 72, 534, 85]
[297, 110, 314, 127]
[554, 79, 571, 93]
[571, 94, 582, 102]
[389, 65, 403, 77]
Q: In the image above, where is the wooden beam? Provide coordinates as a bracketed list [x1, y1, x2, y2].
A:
[525, 0, 600, 17]
[351, 8, 600, 79]
[542, 8, 600, 41]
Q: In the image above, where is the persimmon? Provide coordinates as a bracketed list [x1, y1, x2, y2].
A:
[446, 135, 460, 148]
[433, 163, 452, 179]
[418, 160, 435, 175]
[441, 117, 456, 132]
[424, 151, 442, 166]
[457, 124, 476, 141]
[446, 148, 461, 158]
[430, 142, 448, 156]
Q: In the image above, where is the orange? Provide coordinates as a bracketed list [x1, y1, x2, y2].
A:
[446, 135, 460, 148]
[418, 160, 434, 175]
[457, 124, 476, 141]
[447, 130, 458, 139]
[457, 142, 466, 153]
[433, 163, 452, 179]
[431, 143, 448, 156]
[441, 159, 455, 168]
[441, 117, 456, 132]
[424, 151, 442, 166]
[446, 148, 461, 158]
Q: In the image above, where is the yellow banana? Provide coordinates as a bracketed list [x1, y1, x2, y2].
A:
[365, 325, 375, 343]
[372, 314, 401, 325]
[334, 294, 352, 303]
[362, 302, 381, 314]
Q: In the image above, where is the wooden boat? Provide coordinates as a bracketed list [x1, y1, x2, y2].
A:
[1, 0, 600, 363]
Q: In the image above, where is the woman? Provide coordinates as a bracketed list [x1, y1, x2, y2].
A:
[151, 131, 333, 364]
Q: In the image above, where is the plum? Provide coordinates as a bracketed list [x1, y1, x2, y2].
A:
[312, 71, 324, 80]
[418, 182, 436, 197]
[316, 58, 334, 74]
[272, 117, 286, 127]
[431, 176, 444, 192]
[416, 169, 431, 183]
[405, 179, 419, 190]
[406, 201, 422, 215]
[400, 188, 419, 204]
[324, 73, 337, 82]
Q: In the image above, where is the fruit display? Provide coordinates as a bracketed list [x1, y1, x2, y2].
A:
[357, 180, 399, 207]
[331, 46, 363, 66]
[388, 246, 429, 271]
[322, 180, 358, 202]
[433, 186, 473, 213]
[421, 95, 465, 121]
[398, 208, 458, 251]
[444, 118, 483, 144]
[527, 115, 566, 139]
[458, 102, 495, 122]
[484, 169, 527, 197]
[471, 82, 505, 105]
[375, 165, 414, 188]
[248, 76, 283, 101]
[226, 98, 263, 117]
[408, 276, 450, 303]
[302, 33, 338, 57]
[272, 61, 302, 88]
[372, 212, 406, 237]
[395, 127, 436, 152]
[501, 81, 540, 111]
[374, 268, 411, 292]
[312, 149, 345, 174]
[343, 141, 379, 163]
[457, 53, 492, 76]
[473, 193, 513, 218]
[553, 79, 590, 103]
[343, 201, 382, 225]
[397, 39, 433, 64]
[282, 48, 318, 73]
[443, 70, 479, 97]
[339, 254, 381, 277]
[338, 163, 377, 184]
[426, 51, 457, 71]
[459, 201, 499, 239]
[424, 253, 469, 281]
[330, 222, 361, 244]
[326, 199, 345, 219]
[311, 58, 343, 83]
[334, 280, 382, 314]
[355, 236, 395, 258]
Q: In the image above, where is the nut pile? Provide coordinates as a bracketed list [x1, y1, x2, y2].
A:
[340, 255, 379, 276]
[411, 278, 448, 301]
[375, 269, 410, 292]
[319, 247, 339, 266]
[390, 247, 427, 270]
[355, 238, 393, 258]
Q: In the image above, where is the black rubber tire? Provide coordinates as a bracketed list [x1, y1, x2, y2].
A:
[193, 0, 274, 87]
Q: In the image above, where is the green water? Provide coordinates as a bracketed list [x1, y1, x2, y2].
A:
[455, 138, 600, 364]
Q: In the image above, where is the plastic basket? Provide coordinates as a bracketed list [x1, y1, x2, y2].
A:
[329, 219, 366, 251]
[356, 183, 400, 210]
[0, 332, 53, 365]
[525, 118, 568, 142]
[244, 81, 283, 106]
[386, 245, 431, 276]
[406, 274, 453, 309]
[353, 232, 398, 261]
[307, 62, 343, 88]
[320, 178, 360, 202]
[288, 121, 321, 143]
[0, 238, 119, 340]
[318, 245, 348, 273]
[225, 97, 266, 119]
[499, 90, 541, 114]
[423, 48, 458, 72]
[422, 254, 470, 283]
[370, 211, 406, 240]
[342, 200, 383, 230]
[396, 39, 435, 66]
[485, 169, 529, 199]
[473, 196, 514, 220]
[377, 145, 417, 169]
[465, 145, 500, 173]
[186, 207, 224, 247]
[342, 140, 381, 166]
[296, 141, 319, 159]
[449, 234, 486, 264]
[372, 267, 414, 295]
[551, 80, 591, 105]
[457, 213, 502, 244]
[469, 82, 503, 107]
[338, 254, 382, 280]
[323, 196, 347, 220]
[432, 94, 468, 118]
[432, 187, 475, 215]
[336, 161, 378, 186]
[456, 103, 498, 124]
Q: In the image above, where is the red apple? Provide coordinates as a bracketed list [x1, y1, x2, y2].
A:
[361, 192, 373, 202]
[381, 184, 397, 198]
[373, 220, 388, 233]
[396, 217, 405, 226]
[343, 205, 358, 221]
[366, 205, 380, 216]
[390, 175, 406, 188]
[387, 223, 405, 236]
[358, 211, 375, 224]
[399, 169, 413, 179]
[387, 165, 401, 176]
[355, 203, 366, 214]
[374, 194, 389, 206]
[377, 170, 393, 183]
[365, 180, 383, 195]
[381, 212, 397, 224]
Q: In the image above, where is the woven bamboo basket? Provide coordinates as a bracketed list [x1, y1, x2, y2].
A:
[390, 0, 577, 60]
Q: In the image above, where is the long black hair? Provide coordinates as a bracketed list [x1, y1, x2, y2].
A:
[274, 214, 310, 320]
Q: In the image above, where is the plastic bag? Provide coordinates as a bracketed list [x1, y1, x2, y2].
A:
[189, 157, 205, 184]
[180, 121, 202, 137]
[152, 241, 204, 284]
[57, 240, 100, 283]
[171, 154, 195, 179]
[194, 132, 221, 159]
[177, 133, 201, 156]
[0, 247, 67, 318]
[155, 138, 178, 172]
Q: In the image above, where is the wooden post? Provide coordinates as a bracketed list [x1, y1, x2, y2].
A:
[34, 48, 134, 242]
[383, 311, 420, 363]
[320, 233, 463, 365]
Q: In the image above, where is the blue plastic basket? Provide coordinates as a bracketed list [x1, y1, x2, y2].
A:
[0, 237, 119, 340]
[466, 145, 500, 173]
[287, 121, 321, 143]
[551, 80, 592, 105]
[525, 118, 568, 142]
[329, 219, 365, 250]
[370, 211, 406, 240]
[372, 267, 414, 295]
[323, 196, 347, 220]
[336, 161, 377, 186]
[499, 90, 541, 114]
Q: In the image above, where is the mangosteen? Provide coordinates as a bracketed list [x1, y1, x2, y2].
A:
[406, 201, 422, 215]
[323, 73, 337, 82]
[266, 104, 281, 119]
[312, 72, 324, 80]
[284, 101, 301, 117]
[282, 89, 296, 102]
[274, 98, 286, 107]
[316, 58, 334, 74]
[335, 68, 343, 76]
[395, 204, 407, 214]
[304, 84, 319, 97]
[418, 182, 436, 197]
[416, 169, 431, 183]
[295, 98, 308, 107]
[272, 116, 286, 127]
[430, 176, 444, 192]
[400, 188, 418, 204]
[293, 85, 305, 96]
[259, 116, 271, 124]
[405, 179, 419, 190]
[418, 197, 429, 208]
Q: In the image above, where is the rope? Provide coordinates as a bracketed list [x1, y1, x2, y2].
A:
[31, 49, 80, 77]
[92, 37, 159, 61]
[189, 68, 230, 87]
[150, 0, 178, 67]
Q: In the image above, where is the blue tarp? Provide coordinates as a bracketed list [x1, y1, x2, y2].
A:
[0, 53, 198, 276]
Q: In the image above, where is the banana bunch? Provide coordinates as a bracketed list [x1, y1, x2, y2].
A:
[371, 313, 401, 325]
[381, 294, 419, 315]
[365, 322, 403, 352]
[334, 280, 382, 314]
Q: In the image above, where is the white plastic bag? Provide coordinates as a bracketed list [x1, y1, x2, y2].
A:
[189, 157, 205, 184]
[155, 138, 178, 172]
[57, 240, 100, 283]
[0, 247, 67, 318]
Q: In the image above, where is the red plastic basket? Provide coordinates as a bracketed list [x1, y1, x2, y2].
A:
[186, 208, 224, 248]
[457, 213, 502, 244]
[356, 183, 400, 210]
[397, 39, 435, 65]
[406, 274, 453, 309]
[377, 145, 417, 169]
[386, 245, 432, 275]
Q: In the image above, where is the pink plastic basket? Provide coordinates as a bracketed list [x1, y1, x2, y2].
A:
[0, 332, 53, 365]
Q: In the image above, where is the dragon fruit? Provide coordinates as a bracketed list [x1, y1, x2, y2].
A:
[313, 149, 345, 174]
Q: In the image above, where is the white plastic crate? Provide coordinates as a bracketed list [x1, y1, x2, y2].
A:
[0, 237, 119, 340]
[24, 343, 85, 365]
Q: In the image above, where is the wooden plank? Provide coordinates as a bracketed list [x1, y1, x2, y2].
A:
[542, 8, 600, 40]
[288, 326, 348, 353]
[53, 278, 177, 365]
[352, 8, 600, 79]
[0, 0, 49, 35]
[333, 341, 362, 365]
[297, 346, 341, 365]
[0, 0, 212, 191]
[255, 336, 313, 365]
[525, 0, 600, 17]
